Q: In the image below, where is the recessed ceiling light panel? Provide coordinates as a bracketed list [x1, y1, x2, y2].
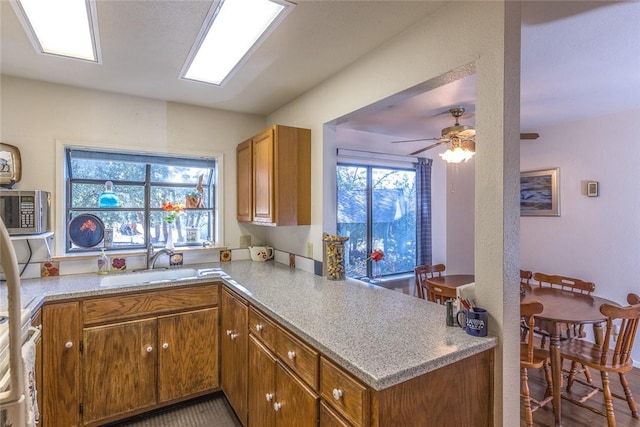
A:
[10, 0, 101, 62]
[181, 0, 293, 86]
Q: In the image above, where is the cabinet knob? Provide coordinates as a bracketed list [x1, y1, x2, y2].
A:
[273, 402, 282, 412]
[287, 351, 296, 360]
[65, 341, 73, 349]
[162, 343, 169, 349]
[332, 388, 343, 400]
[146, 346, 153, 353]
[226, 330, 233, 336]
[265, 393, 273, 402]
[256, 324, 264, 332]
[230, 333, 238, 340]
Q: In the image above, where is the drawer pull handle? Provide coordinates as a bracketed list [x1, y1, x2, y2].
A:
[65, 341, 73, 349]
[332, 388, 343, 400]
[287, 351, 296, 360]
[256, 324, 264, 331]
[265, 393, 273, 402]
[273, 402, 282, 412]
[162, 343, 169, 349]
[146, 346, 153, 353]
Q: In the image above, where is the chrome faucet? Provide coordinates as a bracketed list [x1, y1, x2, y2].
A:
[146, 243, 174, 269]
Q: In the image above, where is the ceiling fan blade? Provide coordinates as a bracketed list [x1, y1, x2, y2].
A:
[520, 133, 540, 140]
[390, 137, 440, 144]
[409, 140, 448, 155]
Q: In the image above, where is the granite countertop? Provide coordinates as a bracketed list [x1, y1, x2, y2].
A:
[2, 260, 496, 391]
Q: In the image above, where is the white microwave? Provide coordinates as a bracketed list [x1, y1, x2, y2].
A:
[0, 190, 51, 235]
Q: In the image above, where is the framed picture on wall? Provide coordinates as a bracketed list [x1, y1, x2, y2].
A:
[520, 168, 560, 216]
[0, 143, 22, 187]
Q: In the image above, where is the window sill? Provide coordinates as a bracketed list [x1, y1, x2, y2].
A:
[52, 245, 227, 262]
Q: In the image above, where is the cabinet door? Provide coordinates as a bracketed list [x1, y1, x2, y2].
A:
[82, 318, 156, 425]
[42, 302, 80, 427]
[221, 288, 249, 425]
[248, 335, 277, 427]
[274, 363, 319, 427]
[158, 307, 219, 403]
[237, 138, 253, 222]
[252, 128, 275, 223]
[320, 401, 353, 427]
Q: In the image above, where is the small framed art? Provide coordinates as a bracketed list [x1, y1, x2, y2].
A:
[520, 168, 560, 216]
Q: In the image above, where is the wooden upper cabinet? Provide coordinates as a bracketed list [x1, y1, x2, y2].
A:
[236, 124, 311, 226]
[237, 139, 253, 223]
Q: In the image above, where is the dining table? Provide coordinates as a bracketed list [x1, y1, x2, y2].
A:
[424, 274, 475, 301]
[520, 284, 619, 427]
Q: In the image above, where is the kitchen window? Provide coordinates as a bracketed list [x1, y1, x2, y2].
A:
[336, 164, 416, 279]
[65, 148, 217, 253]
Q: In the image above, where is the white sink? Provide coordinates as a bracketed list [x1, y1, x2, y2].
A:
[100, 268, 223, 287]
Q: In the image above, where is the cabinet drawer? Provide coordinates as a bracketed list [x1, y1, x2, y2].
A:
[276, 327, 319, 390]
[83, 283, 219, 325]
[320, 357, 369, 427]
[248, 307, 277, 352]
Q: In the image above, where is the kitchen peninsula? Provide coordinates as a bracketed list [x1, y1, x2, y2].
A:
[6, 260, 496, 426]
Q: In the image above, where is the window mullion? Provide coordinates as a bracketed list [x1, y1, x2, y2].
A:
[144, 164, 151, 248]
[366, 166, 373, 278]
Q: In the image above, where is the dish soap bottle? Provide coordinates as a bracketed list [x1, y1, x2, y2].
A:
[98, 249, 110, 275]
[99, 181, 119, 208]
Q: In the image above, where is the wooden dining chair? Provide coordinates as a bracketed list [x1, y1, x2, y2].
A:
[520, 270, 533, 341]
[561, 293, 640, 427]
[520, 300, 553, 427]
[414, 264, 445, 300]
[532, 272, 596, 343]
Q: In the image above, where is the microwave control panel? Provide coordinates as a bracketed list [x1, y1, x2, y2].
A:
[20, 195, 35, 228]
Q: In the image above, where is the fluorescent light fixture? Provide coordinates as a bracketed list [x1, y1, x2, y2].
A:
[182, 0, 292, 86]
[11, 0, 100, 62]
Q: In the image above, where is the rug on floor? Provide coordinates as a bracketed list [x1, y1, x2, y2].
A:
[109, 394, 242, 427]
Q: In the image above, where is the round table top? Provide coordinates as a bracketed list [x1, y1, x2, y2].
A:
[521, 285, 618, 324]
[425, 274, 475, 288]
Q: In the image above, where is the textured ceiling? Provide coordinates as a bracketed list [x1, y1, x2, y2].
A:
[2, 1, 639, 154]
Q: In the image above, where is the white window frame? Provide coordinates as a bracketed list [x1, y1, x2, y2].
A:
[55, 139, 223, 256]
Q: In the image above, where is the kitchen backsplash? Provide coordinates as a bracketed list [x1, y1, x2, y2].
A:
[1, 245, 324, 280]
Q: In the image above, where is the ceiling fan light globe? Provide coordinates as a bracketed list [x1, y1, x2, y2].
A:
[440, 146, 474, 163]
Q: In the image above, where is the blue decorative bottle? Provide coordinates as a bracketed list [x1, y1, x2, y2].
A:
[99, 181, 119, 208]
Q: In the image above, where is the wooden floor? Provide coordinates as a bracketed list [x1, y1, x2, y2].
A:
[522, 363, 640, 427]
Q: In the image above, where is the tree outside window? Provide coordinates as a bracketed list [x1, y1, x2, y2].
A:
[66, 148, 217, 252]
[337, 164, 416, 279]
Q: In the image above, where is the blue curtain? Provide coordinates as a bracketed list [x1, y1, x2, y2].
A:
[416, 158, 432, 266]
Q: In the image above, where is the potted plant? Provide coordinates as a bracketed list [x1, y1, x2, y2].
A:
[185, 190, 203, 208]
[185, 174, 205, 208]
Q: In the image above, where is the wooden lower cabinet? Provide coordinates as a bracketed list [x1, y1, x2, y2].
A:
[221, 287, 249, 425]
[82, 318, 157, 424]
[158, 308, 219, 402]
[320, 401, 353, 427]
[248, 335, 318, 427]
[40, 284, 220, 427]
[41, 301, 80, 427]
[82, 307, 219, 425]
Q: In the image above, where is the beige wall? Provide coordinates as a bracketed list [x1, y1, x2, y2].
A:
[0, 75, 267, 253]
[266, 2, 521, 425]
[1, 1, 522, 424]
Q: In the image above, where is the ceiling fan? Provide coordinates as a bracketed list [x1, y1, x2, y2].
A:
[391, 107, 539, 157]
